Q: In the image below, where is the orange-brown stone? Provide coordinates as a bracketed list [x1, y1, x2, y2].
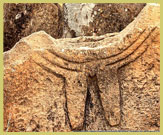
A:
[4, 4, 160, 132]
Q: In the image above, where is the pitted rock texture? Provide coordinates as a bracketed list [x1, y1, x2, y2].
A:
[3, 3, 63, 52]
[4, 4, 160, 132]
[4, 3, 145, 51]
[63, 3, 145, 37]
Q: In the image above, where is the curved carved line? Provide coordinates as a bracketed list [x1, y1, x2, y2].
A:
[33, 61, 87, 131]
[47, 49, 81, 64]
[40, 54, 82, 72]
[106, 27, 157, 67]
[33, 61, 65, 79]
[47, 29, 146, 64]
[32, 61, 73, 130]
[117, 34, 159, 69]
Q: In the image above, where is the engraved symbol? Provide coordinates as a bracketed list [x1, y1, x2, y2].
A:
[33, 26, 159, 129]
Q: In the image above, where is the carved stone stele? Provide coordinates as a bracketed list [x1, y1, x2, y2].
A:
[4, 4, 160, 132]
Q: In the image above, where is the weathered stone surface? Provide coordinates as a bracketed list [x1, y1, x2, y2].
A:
[63, 3, 145, 37]
[3, 3, 145, 51]
[3, 3, 63, 52]
[4, 4, 160, 132]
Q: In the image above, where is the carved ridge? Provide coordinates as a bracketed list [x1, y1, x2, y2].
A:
[31, 26, 159, 130]
[106, 27, 157, 68]
[41, 54, 82, 72]
[32, 61, 73, 130]
[35, 28, 150, 73]
[47, 28, 146, 64]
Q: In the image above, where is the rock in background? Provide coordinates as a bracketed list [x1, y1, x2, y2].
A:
[3, 3, 63, 52]
[3, 4, 160, 132]
[4, 3, 146, 51]
[63, 3, 146, 37]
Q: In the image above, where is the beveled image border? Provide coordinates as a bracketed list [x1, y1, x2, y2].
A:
[0, 0, 161, 135]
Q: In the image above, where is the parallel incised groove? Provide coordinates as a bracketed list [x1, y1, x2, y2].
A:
[47, 29, 146, 64]
[47, 49, 82, 64]
[107, 27, 158, 68]
[106, 27, 156, 68]
[33, 60, 74, 130]
[41, 54, 82, 72]
[30, 26, 158, 130]
[3, 4, 160, 132]
[32, 26, 158, 129]
[33, 61, 66, 80]
[33, 59, 87, 130]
